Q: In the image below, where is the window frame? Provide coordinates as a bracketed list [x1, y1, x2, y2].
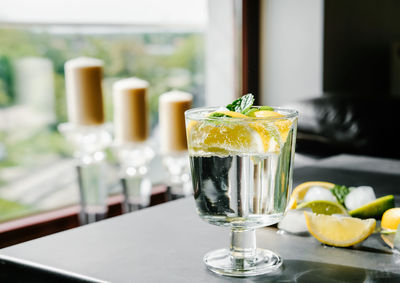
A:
[0, 0, 261, 247]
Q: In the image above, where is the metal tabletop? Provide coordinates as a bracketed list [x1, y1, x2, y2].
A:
[1, 165, 400, 282]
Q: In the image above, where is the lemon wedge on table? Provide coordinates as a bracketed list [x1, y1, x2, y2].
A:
[381, 207, 400, 231]
[304, 212, 376, 247]
[288, 181, 336, 209]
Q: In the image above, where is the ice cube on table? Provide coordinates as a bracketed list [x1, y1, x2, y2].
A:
[303, 186, 337, 203]
[344, 186, 376, 211]
[278, 209, 309, 234]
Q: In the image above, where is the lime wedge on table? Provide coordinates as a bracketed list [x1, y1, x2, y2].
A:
[349, 195, 395, 219]
[297, 200, 347, 215]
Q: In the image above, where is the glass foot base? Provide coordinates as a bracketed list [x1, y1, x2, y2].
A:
[204, 248, 282, 277]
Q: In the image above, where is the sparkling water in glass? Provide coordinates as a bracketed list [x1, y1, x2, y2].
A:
[185, 106, 298, 277]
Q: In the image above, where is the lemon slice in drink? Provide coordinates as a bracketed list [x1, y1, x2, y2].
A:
[187, 110, 271, 155]
[297, 200, 347, 215]
[251, 110, 294, 143]
[287, 181, 335, 209]
[304, 212, 376, 247]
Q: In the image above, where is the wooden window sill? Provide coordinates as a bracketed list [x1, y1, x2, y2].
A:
[0, 185, 169, 249]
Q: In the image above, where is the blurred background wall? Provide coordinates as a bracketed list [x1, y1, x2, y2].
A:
[260, 0, 324, 106]
[260, 0, 400, 106]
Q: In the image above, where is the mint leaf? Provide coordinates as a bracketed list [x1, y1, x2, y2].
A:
[208, 112, 231, 118]
[243, 106, 275, 116]
[226, 93, 254, 113]
[259, 106, 274, 111]
[331, 185, 350, 207]
[243, 108, 258, 116]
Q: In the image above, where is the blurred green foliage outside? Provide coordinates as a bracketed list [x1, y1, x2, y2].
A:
[0, 26, 205, 220]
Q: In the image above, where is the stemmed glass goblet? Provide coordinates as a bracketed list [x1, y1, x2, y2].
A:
[185, 106, 298, 277]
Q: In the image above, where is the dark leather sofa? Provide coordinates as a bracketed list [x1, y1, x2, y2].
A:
[285, 95, 400, 159]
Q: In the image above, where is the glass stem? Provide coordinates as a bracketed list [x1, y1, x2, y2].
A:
[230, 228, 257, 269]
[121, 176, 144, 212]
[76, 159, 108, 224]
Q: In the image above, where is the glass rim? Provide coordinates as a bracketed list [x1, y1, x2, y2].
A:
[185, 106, 298, 121]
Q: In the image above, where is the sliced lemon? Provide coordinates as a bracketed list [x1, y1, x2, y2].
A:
[187, 111, 271, 155]
[186, 110, 246, 133]
[248, 109, 282, 118]
[381, 207, 400, 231]
[304, 212, 376, 247]
[288, 181, 335, 209]
[218, 111, 280, 153]
[252, 110, 293, 143]
[297, 200, 347, 215]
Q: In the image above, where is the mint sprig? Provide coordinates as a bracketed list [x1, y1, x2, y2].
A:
[226, 93, 255, 114]
[331, 185, 350, 207]
[208, 112, 231, 118]
[243, 108, 258, 116]
[243, 106, 274, 116]
[225, 94, 275, 116]
[258, 106, 274, 111]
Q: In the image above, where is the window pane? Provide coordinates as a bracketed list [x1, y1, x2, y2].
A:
[0, 21, 206, 222]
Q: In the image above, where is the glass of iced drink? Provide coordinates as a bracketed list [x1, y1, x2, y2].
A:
[185, 95, 298, 277]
